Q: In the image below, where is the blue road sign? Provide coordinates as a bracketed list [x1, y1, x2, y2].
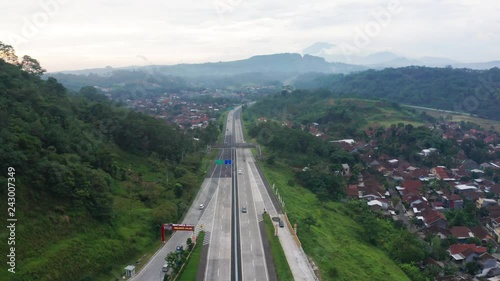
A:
[225, 160, 232, 165]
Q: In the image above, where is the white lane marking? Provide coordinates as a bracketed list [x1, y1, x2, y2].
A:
[218, 268, 220, 277]
[246, 152, 271, 281]
[251, 243, 253, 251]
[204, 166, 223, 281]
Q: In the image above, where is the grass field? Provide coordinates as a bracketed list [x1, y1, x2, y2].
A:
[404, 105, 500, 132]
[177, 231, 205, 281]
[257, 160, 410, 281]
[263, 214, 294, 281]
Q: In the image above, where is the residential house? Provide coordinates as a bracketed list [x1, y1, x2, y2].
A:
[388, 159, 399, 166]
[431, 166, 449, 179]
[423, 224, 451, 239]
[367, 199, 389, 211]
[455, 184, 478, 196]
[489, 184, 500, 198]
[341, 164, 350, 176]
[448, 243, 487, 264]
[347, 185, 359, 199]
[450, 226, 474, 242]
[489, 217, 500, 243]
[479, 252, 497, 271]
[443, 194, 464, 210]
[422, 210, 447, 229]
[403, 180, 422, 195]
[477, 198, 498, 208]
[470, 226, 494, 243]
[432, 201, 446, 212]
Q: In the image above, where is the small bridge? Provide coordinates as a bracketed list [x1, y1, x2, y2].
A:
[210, 143, 256, 149]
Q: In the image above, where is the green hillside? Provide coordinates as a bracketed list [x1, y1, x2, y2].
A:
[0, 50, 218, 281]
[244, 90, 429, 140]
[242, 93, 439, 281]
[257, 161, 411, 281]
[292, 66, 500, 120]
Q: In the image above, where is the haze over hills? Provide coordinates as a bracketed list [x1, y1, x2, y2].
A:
[52, 53, 366, 78]
[52, 48, 499, 85]
[302, 42, 500, 69]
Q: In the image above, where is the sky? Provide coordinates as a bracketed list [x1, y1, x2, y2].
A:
[1, 0, 499, 71]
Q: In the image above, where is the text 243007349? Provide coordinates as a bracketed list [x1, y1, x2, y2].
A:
[7, 167, 17, 274]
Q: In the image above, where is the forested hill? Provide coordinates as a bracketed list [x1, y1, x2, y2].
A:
[0, 55, 218, 280]
[292, 66, 500, 120]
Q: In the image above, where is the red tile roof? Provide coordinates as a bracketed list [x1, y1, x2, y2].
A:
[449, 244, 486, 255]
[450, 226, 472, 239]
[449, 194, 462, 201]
[469, 226, 493, 241]
[479, 252, 495, 261]
[403, 180, 422, 194]
[433, 167, 449, 179]
[423, 210, 447, 225]
[347, 185, 358, 197]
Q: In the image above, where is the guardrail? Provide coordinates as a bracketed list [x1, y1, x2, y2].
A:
[283, 213, 301, 248]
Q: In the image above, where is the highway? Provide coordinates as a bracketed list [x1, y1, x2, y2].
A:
[232, 109, 269, 281]
[130, 111, 235, 281]
[131, 106, 316, 281]
[232, 108, 317, 281]
[204, 110, 236, 281]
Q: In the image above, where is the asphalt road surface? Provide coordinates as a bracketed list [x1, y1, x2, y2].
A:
[130, 106, 316, 281]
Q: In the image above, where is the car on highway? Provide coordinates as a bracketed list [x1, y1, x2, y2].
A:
[176, 246, 183, 253]
[279, 220, 284, 228]
[199, 204, 204, 210]
[241, 207, 247, 213]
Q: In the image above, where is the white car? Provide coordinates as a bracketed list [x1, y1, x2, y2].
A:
[199, 204, 204, 210]
[238, 170, 242, 175]
[162, 263, 170, 272]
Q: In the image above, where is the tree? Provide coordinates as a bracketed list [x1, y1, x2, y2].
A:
[20, 55, 46, 75]
[400, 263, 426, 281]
[465, 261, 480, 275]
[0, 41, 18, 64]
[430, 236, 447, 260]
[186, 237, 193, 251]
[165, 252, 178, 270]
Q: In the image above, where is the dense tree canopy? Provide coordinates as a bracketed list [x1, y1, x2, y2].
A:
[0, 50, 220, 280]
[293, 66, 500, 120]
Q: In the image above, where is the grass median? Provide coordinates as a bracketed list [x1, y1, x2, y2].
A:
[176, 231, 205, 281]
[263, 214, 294, 281]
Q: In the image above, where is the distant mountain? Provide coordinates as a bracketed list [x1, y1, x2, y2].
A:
[454, 61, 500, 69]
[54, 53, 365, 79]
[49, 53, 366, 94]
[302, 42, 499, 70]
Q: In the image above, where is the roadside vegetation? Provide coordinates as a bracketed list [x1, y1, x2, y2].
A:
[0, 45, 220, 281]
[257, 161, 411, 281]
[263, 214, 294, 281]
[241, 94, 455, 280]
[172, 231, 205, 281]
[293, 66, 500, 121]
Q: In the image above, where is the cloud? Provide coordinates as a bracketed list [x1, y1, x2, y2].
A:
[0, 0, 498, 71]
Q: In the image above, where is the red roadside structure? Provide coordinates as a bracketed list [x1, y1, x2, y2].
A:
[161, 224, 195, 243]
